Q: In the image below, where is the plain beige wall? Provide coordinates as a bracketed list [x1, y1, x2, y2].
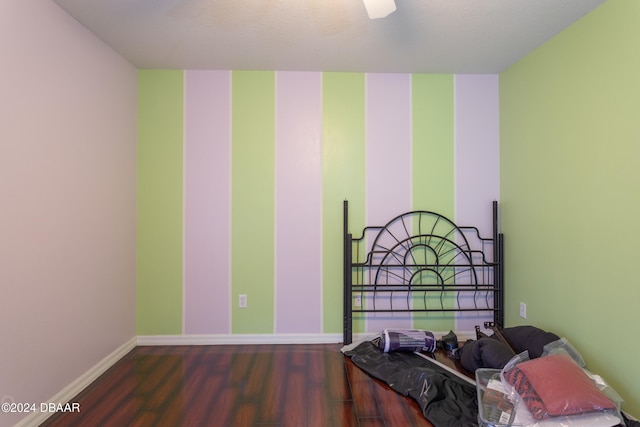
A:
[0, 1, 137, 425]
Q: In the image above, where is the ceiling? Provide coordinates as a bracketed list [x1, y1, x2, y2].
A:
[52, 0, 606, 73]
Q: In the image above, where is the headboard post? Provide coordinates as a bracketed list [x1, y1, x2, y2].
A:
[493, 200, 505, 329]
[343, 200, 353, 345]
[498, 233, 505, 328]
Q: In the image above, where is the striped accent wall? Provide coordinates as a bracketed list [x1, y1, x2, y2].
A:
[137, 71, 499, 337]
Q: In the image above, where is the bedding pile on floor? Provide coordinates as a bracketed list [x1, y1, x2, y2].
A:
[344, 327, 639, 427]
[343, 340, 479, 427]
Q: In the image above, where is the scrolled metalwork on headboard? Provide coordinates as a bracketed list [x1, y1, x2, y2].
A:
[343, 200, 503, 345]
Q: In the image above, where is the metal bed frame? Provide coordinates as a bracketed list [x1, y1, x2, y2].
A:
[343, 200, 504, 345]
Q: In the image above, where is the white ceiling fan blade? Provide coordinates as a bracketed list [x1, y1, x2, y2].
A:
[363, 0, 396, 19]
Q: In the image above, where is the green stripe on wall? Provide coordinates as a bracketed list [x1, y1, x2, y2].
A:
[322, 72, 366, 334]
[231, 71, 275, 334]
[137, 70, 184, 335]
[411, 74, 454, 331]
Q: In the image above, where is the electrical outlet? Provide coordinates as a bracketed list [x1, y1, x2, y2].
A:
[519, 302, 527, 319]
[239, 294, 247, 308]
[354, 295, 362, 308]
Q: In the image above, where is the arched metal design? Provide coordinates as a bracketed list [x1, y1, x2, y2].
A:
[343, 201, 503, 345]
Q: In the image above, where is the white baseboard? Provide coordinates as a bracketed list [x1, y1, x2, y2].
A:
[136, 330, 476, 346]
[136, 333, 345, 346]
[16, 337, 137, 427]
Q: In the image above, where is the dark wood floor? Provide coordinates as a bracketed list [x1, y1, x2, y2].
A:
[41, 343, 461, 427]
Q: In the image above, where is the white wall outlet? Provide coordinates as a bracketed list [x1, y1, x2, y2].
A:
[520, 302, 527, 319]
[354, 294, 362, 308]
[239, 294, 247, 309]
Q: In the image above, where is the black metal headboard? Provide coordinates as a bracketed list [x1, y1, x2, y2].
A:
[343, 200, 504, 345]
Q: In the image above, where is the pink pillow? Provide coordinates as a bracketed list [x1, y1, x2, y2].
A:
[516, 353, 615, 417]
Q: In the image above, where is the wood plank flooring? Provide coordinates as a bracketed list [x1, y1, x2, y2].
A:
[41, 344, 461, 427]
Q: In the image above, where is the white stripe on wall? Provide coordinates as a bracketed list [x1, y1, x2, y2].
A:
[184, 70, 232, 334]
[454, 74, 500, 333]
[365, 73, 413, 333]
[454, 74, 500, 235]
[274, 71, 323, 333]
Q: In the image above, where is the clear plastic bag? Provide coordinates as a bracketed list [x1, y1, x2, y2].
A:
[500, 343, 624, 426]
[541, 337, 585, 367]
